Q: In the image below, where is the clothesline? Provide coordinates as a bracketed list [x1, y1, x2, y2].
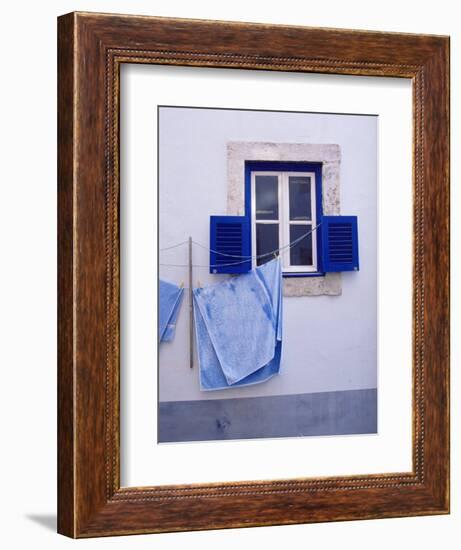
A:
[159, 229, 296, 371]
[159, 223, 321, 268]
[159, 239, 190, 251]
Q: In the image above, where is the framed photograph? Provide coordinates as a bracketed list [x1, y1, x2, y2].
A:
[58, 12, 450, 537]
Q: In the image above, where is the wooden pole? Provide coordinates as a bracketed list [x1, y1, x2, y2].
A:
[188, 236, 193, 369]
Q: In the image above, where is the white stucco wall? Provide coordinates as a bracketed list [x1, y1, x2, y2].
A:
[159, 106, 377, 402]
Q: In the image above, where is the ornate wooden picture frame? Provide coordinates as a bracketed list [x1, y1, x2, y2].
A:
[57, 12, 450, 537]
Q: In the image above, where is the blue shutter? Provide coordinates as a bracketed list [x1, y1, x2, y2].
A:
[210, 216, 251, 274]
[321, 216, 359, 272]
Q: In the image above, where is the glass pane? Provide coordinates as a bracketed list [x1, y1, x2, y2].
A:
[255, 175, 279, 220]
[256, 224, 279, 266]
[289, 176, 312, 221]
[290, 224, 313, 266]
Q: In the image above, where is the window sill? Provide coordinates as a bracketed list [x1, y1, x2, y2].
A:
[283, 271, 325, 278]
[282, 272, 342, 297]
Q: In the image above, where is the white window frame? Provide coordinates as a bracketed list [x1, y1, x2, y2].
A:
[251, 171, 317, 273]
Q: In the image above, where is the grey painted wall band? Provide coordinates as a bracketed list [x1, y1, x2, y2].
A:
[159, 388, 377, 443]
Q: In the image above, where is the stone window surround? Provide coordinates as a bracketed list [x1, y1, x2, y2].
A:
[227, 142, 342, 297]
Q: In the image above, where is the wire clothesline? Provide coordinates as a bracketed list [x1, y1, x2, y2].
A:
[161, 226, 320, 368]
[159, 223, 321, 268]
[159, 239, 190, 251]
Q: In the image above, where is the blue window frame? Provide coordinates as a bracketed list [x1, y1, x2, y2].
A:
[245, 161, 324, 277]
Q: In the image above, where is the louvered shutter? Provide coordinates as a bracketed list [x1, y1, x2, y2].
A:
[209, 216, 251, 274]
[321, 216, 359, 272]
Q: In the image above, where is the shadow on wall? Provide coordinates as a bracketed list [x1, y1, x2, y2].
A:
[25, 514, 57, 532]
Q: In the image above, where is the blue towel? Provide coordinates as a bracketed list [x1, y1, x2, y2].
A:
[159, 279, 184, 342]
[193, 258, 282, 390]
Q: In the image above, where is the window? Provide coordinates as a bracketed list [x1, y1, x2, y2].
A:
[210, 154, 359, 280]
[245, 161, 323, 276]
[251, 170, 318, 273]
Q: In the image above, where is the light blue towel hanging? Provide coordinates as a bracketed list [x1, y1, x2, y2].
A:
[193, 258, 282, 390]
[159, 279, 184, 342]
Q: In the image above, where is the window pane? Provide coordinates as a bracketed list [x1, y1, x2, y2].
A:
[289, 176, 312, 221]
[290, 224, 313, 266]
[256, 223, 279, 266]
[255, 175, 279, 220]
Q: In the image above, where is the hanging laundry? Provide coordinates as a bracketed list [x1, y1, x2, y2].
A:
[193, 257, 282, 390]
[159, 279, 184, 342]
